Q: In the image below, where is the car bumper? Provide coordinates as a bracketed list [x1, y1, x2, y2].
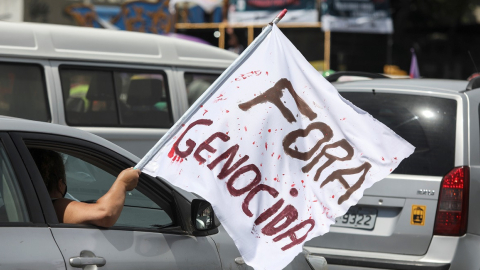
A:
[304, 235, 462, 270]
[315, 254, 449, 270]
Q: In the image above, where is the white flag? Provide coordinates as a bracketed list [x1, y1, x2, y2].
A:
[142, 25, 414, 270]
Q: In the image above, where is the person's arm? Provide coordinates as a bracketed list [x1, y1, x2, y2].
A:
[54, 168, 140, 227]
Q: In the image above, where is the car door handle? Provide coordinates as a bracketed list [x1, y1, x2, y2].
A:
[69, 250, 106, 268]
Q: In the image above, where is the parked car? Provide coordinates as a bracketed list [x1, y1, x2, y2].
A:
[0, 21, 236, 158]
[304, 72, 480, 270]
[0, 116, 324, 270]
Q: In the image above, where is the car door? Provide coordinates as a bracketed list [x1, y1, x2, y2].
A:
[11, 132, 222, 270]
[0, 133, 65, 269]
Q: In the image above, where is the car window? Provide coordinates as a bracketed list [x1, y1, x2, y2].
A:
[0, 143, 29, 222]
[60, 67, 172, 128]
[340, 92, 456, 176]
[38, 149, 172, 229]
[114, 72, 172, 127]
[184, 72, 219, 106]
[0, 63, 49, 122]
[60, 69, 118, 126]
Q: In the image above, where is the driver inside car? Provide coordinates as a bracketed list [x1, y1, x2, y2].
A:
[29, 148, 140, 227]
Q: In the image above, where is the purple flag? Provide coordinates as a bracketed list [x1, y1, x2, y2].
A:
[410, 48, 420, 78]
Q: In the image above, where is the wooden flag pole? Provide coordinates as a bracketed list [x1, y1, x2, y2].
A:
[136, 9, 288, 170]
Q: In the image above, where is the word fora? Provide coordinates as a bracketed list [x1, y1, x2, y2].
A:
[239, 78, 372, 205]
[170, 118, 314, 251]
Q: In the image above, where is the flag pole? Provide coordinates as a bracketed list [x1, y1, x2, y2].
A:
[136, 9, 287, 170]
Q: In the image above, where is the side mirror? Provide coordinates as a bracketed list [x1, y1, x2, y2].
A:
[191, 199, 220, 231]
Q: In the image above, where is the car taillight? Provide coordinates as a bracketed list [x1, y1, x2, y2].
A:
[433, 166, 469, 236]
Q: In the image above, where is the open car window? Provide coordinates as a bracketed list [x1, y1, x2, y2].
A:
[28, 146, 173, 229]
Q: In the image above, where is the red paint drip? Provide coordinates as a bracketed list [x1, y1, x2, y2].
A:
[203, 109, 208, 116]
[381, 157, 385, 161]
[271, 152, 274, 157]
[268, 129, 271, 132]
[265, 142, 268, 150]
[252, 141, 255, 145]
[167, 147, 175, 158]
[244, 126, 247, 131]
[394, 157, 397, 160]
[226, 110, 230, 113]
[277, 155, 281, 160]
[266, 71, 269, 75]
[291, 184, 295, 187]
[332, 195, 335, 198]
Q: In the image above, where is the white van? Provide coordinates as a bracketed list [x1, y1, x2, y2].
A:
[0, 22, 329, 270]
[0, 21, 236, 157]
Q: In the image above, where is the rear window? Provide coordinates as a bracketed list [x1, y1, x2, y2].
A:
[0, 63, 49, 122]
[341, 92, 456, 177]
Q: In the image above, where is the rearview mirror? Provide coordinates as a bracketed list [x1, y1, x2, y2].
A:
[191, 199, 220, 231]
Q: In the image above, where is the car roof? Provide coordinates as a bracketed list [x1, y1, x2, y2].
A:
[0, 116, 199, 200]
[333, 78, 469, 94]
[0, 116, 139, 162]
[0, 22, 237, 69]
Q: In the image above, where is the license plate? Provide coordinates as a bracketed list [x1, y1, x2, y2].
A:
[332, 206, 377, 230]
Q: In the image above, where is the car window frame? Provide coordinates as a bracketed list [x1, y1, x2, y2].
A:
[0, 132, 46, 226]
[58, 64, 174, 128]
[0, 61, 51, 122]
[10, 132, 187, 234]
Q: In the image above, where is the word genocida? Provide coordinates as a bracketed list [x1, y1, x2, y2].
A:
[169, 78, 371, 251]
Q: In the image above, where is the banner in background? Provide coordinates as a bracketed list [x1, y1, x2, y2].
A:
[141, 25, 413, 269]
[65, 0, 173, 34]
[321, 0, 393, 34]
[228, 0, 318, 23]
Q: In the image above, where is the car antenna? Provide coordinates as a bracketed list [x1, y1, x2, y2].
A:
[468, 51, 479, 73]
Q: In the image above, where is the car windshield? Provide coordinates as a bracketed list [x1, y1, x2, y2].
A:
[340, 92, 457, 177]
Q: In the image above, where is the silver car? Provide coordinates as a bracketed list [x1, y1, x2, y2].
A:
[304, 73, 480, 270]
[0, 116, 321, 270]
